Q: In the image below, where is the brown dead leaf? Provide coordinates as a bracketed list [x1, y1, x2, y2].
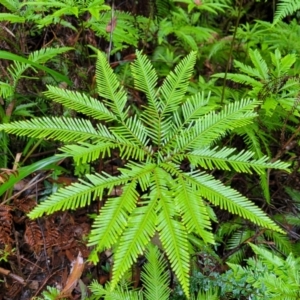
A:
[106, 16, 117, 33]
[59, 251, 84, 298]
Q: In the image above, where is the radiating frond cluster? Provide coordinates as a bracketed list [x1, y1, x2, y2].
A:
[0, 50, 290, 297]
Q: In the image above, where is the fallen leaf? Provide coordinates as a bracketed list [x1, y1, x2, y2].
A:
[106, 16, 117, 33]
[59, 251, 84, 298]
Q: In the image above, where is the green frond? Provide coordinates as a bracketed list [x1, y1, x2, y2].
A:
[264, 230, 293, 255]
[185, 147, 290, 174]
[89, 10, 140, 52]
[58, 141, 116, 164]
[131, 50, 159, 116]
[8, 61, 30, 88]
[214, 73, 263, 88]
[89, 163, 156, 256]
[248, 49, 269, 80]
[249, 243, 292, 275]
[96, 51, 127, 120]
[28, 172, 130, 218]
[0, 0, 20, 11]
[5, 47, 72, 92]
[235, 124, 268, 157]
[155, 0, 174, 19]
[119, 161, 156, 192]
[159, 51, 197, 115]
[89, 180, 139, 255]
[260, 172, 271, 203]
[0, 13, 25, 23]
[141, 244, 171, 300]
[0, 82, 14, 99]
[175, 31, 198, 51]
[193, 289, 219, 300]
[273, 0, 300, 25]
[44, 86, 116, 121]
[28, 47, 73, 64]
[111, 198, 157, 289]
[186, 171, 284, 233]
[162, 92, 217, 149]
[181, 92, 217, 122]
[171, 99, 259, 153]
[174, 173, 214, 244]
[89, 281, 141, 300]
[234, 59, 264, 79]
[270, 49, 296, 76]
[157, 191, 190, 297]
[131, 51, 162, 144]
[0, 117, 101, 142]
[111, 115, 149, 147]
[226, 229, 253, 250]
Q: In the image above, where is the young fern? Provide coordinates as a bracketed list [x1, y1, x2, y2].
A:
[0, 50, 290, 297]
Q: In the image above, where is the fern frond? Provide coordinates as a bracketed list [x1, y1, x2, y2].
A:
[131, 51, 162, 144]
[0, 117, 102, 142]
[249, 243, 297, 277]
[28, 172, 131, 218]
[154, 176, 190, 297]
[0, 13, 25, 23]
[141, 244, 170, 300]
[181, 92, 217, 122]
[264, 230, 293, 255]
[111, 198, 157, 289]
[185, 147, 290, 174]
[273, 0, 300, 25]
[248, 49, 269, 80]
[163, 163, 214, 243]
[158, 203, 190, 297]
[89, 180, 139, 254]
[234, 59, 264, 79]
[171, 99, 259, 153]
[175, 31, 198, 51]
[131, 50, 159, 116]
[213, 73, 263, 88]
[28, 47, 73, 63]
[88, 163, 156, 255]
[58, 141, 116, 164]
[193, 289, 219, 300]
[162, 92, 216, 150]
[270, 49, 296, 76]
[0, 82, 14, 99]
[111, 115, 149, 147]
[44, 86, 116, 121]
[185, 171, 284, 233]
[89, 281, 141, 300]
[226, 229, 253, 250]
[0, 0, 20, 11]
[159, 51, 196, 115]
[96, 51, 127, 120]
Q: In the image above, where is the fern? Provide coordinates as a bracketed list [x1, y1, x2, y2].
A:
[0, 47, 72, 101]
[228, 243, 300, 299]
[0, 50, 290, 297]
[89, 244, 170, 300]
[88, 11, 148, 53]
[273, 0, 300, 25]
[23, 0, 110, 29]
